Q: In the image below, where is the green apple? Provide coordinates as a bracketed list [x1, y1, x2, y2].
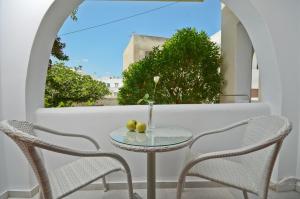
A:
[136, 122, 147, 133]
[126, 120, 137, 131]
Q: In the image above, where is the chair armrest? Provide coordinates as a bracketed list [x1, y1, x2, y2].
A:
[33, 124, 100, 150]
[190, 119, 250, 148]
[18, 134, 130, 172]
[184, 134, 285, 173]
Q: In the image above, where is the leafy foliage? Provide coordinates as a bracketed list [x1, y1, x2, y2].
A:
[118, 28, 223, 105]
[45, 8, 110, 108]
[70, 9, 78, 21]
[50, 37, 69, 64]
[45, 63, 110, 107]
[49, 9, 78, 66]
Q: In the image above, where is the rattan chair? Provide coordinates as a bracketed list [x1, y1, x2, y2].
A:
[176, 115, 292, 199]
[0, 120, 135, 199]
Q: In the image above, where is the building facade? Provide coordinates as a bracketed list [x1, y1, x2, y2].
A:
[123, 34, 168, 71]
[98, 76, 123, 98]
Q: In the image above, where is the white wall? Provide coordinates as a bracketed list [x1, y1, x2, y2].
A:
[0, 0, 58, 191]
[248, 0, 300, 179]
[0, 0, 83, 191]
[0, 0, 299, 192]
[221, 5, 259, 104]
[0, 67, 6, 195]
[298, 10, 300, 180]
[0, 82, 7, 194]
[293, 0, 300, 180]
[0, 134, 7, 196]
[0, 0, 8, 195]
[221, 5, 239, 102]
[235, 23, 253, 100]
[223, 0, 282, 114]
[223, 0, 300, 181]
[35, 103, 270, 182]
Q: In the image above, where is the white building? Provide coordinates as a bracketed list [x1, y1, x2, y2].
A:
[210, 30, 221, 46]
[98, 76, 123, 98]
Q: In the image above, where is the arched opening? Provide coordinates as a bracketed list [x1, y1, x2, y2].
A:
[222, 0, 281, 114]
[45, 0, 223, 108]
[1, 0, 298, 192]
[10, 0, 286, 187]
[25, 0, 282, 117]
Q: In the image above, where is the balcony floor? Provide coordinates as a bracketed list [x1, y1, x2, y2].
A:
[9, 188, 300, 199]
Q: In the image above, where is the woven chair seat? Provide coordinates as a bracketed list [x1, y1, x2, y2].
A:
[0, 120, 134, 199]
[49, 157, 122, 198]
[177, 116, 292, 199]
[186, 150, 258, 193]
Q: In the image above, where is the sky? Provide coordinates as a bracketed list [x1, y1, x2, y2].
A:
[58, 0, 221, 77]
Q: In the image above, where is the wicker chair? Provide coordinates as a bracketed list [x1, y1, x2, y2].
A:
[176, 115, 292, 199]
[0, 120, 135, 199]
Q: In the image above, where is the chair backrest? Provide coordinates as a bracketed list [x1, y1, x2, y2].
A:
[240, 115, 291, 197]
[0, 120, 53, 199]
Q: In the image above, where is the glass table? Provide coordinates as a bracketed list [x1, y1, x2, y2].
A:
[110, 127, 193, 199]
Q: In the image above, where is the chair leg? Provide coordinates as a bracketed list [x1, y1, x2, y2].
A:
[112, 155, 134, 199]
[243, 190, 249, 199]
[124, 167, 134, 199]
[102, 177, 109, 192]
[182, 176, 186, 192]
[177, 173, 186, 199]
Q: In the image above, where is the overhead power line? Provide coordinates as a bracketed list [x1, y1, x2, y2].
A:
[60, 2, 178, 36]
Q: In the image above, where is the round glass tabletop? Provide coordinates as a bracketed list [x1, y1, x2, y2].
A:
[110, 127, 193, 148]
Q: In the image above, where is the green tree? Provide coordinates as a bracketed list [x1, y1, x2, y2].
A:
[49, 37, 69, 66]
[45, 63, 110, 107]
[49, 9, 78, 66]
[118, 28, 223, 105]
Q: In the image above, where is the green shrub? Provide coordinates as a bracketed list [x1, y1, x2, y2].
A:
[45, 63, 110, 107]
[118, 28, 223, 105]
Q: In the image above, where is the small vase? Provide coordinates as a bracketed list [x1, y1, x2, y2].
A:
[148, 101, 155, 130]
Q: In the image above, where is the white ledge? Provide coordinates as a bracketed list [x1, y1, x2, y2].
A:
[36, 103, 270, 114]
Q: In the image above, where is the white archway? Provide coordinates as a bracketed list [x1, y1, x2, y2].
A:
[222, 0, 282, 114]
[25, 0, 83, 120]
[0, 0, 295, 194]
[25, 0, 282, 120]
[24, 0, 283, 182]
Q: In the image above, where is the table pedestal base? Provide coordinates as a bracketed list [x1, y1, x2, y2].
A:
[147, 152, 156, 199]
[110, 127, 193, 199]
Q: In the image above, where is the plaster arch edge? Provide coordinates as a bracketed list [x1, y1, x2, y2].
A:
[25, 0, 84, 121]
[222, 0, 282, 115]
